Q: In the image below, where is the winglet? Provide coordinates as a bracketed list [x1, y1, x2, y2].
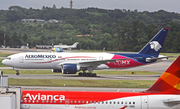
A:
[144, 55, 180, 94]
[139, 28, 169, 56]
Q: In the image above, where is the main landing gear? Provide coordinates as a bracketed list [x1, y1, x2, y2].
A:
[16, 70, 20, 76]
[78, 72, 97, 77]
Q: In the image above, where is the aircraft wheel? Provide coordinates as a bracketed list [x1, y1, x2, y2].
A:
[83, 73, 87, 77]
[16, 72, 20, 76]
[78, 73, 83, 76]
[89, 73, 93, 77]
[86, 73, 90, 77]
[92, 73, 97, 77]
[16, 70, 20, 76]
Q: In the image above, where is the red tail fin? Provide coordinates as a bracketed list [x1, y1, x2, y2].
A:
[144, 55, 180, 94]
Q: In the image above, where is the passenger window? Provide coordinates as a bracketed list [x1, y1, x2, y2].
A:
[133, 102, 135, 104]
[86, 101, 88, 104]
[36, 100, 38, 103]
[82, 101, 84, 104]
[117, 101, 119, 104]
[25, 100, 27, 103]
[46, 100, 48, 103]
[129, 102, 131, 104]
[90, 101, 92, 103]
[109, 101, 112, 104]
[50, 100, 52, 103]
[71, 101, 73, 103]
[74, 101, 77, 103]
[60, 100, 62, 103]
[21, 100, 23, 103]
[98, 101, 100, 104]
[106, 101, 108, 104]
[94, 101, 96, 104]
[121, 102, 123, 104]
[54, 101, 56, 103]
[102, 101, 104, 104]
[114, 101, 116, 104]
[29, 100, 31, 103]
[78, 101, 81, 103]
[42, 100, 44, 103]
[125, 101, 127, 104]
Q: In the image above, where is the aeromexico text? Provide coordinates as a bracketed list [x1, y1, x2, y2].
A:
[25, 54, 56, 58]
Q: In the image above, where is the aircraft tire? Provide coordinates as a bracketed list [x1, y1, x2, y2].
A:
[78, 73, 83, 76]
[83, 73, 87, 76]
[86, 73, 90, 77]
[89, 73, 93, 77]
[16, 72, 20, 76]
[92, 73, 97, 77]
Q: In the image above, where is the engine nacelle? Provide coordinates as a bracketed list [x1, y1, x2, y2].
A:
[61, 64, 80, 74]
[52, 69, 62, 73]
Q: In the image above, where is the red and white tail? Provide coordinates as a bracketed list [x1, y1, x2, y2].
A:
[144, 55, 180, 94]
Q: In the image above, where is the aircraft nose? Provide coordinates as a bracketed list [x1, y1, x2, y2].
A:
[2, 59, 11, 66]
[2, 59, 6, 65]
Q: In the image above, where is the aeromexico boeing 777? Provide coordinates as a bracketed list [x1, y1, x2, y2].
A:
[2, 28, 169, 76]
[22, 55, 180, 109]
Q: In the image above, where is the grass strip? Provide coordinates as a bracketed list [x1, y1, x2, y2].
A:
[8, 79, 155, 88]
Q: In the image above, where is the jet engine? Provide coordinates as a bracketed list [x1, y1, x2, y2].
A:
[61, 64, 80, 74]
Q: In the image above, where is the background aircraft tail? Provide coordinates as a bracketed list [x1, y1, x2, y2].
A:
[139, 28, 169, 56]
[72, 42, 79, 47]
[144, 55, 180, 94]
[51, 40, 63, 52]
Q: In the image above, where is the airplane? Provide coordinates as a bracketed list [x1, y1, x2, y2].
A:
[51, 42, 79, 52]
[21, 55, 180, 109]
[2, 28, 169, 76]
[55, 42, 79, 50]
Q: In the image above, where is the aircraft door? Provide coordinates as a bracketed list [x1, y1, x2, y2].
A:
[19, 56, 24, 63]
[141, 96, 148, 109]
[65, 99, 69, 107]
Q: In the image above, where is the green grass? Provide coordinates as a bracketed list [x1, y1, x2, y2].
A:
[0, 53, 10, 57]
[2, 69, 159, 75]
[8, 78, 155, 88]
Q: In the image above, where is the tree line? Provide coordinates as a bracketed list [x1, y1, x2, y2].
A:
[0, 6, 180, 52]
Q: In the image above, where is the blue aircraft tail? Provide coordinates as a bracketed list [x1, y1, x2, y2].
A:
[138, 28, 169, 56]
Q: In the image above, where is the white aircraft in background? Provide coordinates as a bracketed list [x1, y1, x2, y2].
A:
[2, 28, 169, 76]
[22, 55, 180, 109]
[52, 42, 79, 52]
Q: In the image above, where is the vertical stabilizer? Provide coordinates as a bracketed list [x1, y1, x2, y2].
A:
[144, 55, 180, 94]
[139, 28, 169, 56]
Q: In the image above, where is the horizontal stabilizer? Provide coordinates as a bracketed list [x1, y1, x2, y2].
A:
[164, 99, 180, 103]
[145, 56, 174, 62]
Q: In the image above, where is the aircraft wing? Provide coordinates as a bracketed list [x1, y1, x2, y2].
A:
[78, 58, 131, 67]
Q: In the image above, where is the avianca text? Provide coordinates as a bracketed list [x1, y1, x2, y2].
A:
[24, 93, 65, 101]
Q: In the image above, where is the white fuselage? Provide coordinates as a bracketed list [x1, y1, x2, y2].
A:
[3, 52, 114, 69]
[21, 94, 180, 109]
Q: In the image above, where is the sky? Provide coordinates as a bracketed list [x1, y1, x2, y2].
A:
[0, 0, 180, 13]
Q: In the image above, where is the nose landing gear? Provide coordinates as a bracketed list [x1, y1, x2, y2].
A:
[16, 70, 20, 76]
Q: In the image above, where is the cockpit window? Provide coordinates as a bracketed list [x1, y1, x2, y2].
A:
[6, 57, 11, 60]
